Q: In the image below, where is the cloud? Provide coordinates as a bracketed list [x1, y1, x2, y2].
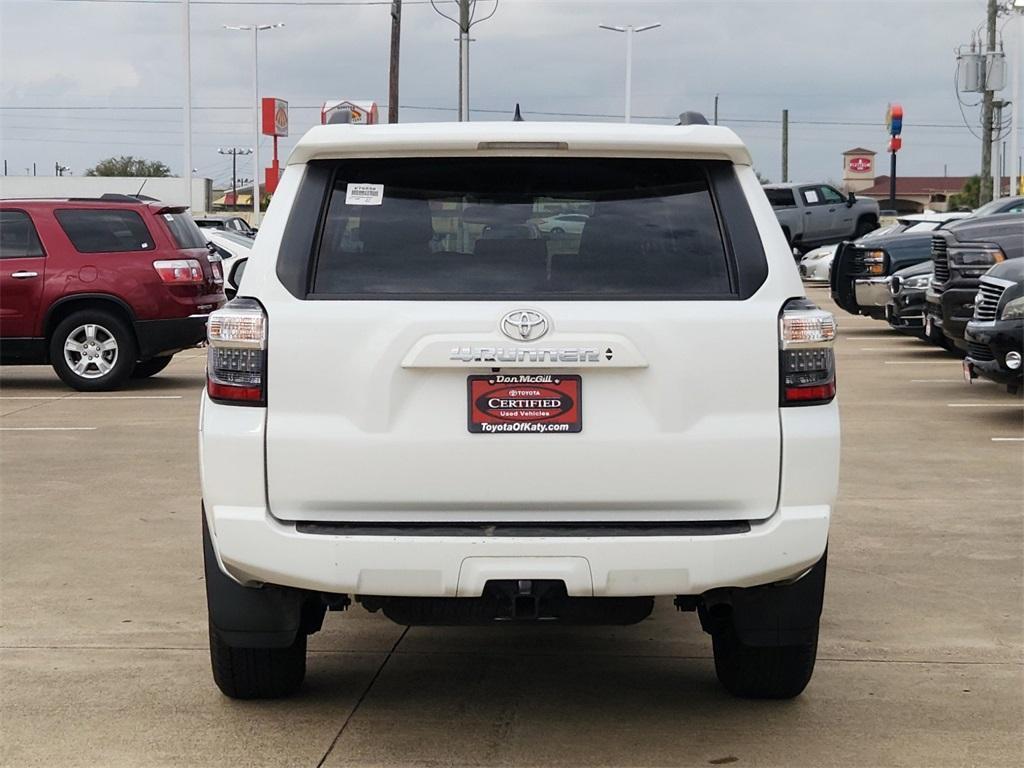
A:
[0, 0, 1010, 186]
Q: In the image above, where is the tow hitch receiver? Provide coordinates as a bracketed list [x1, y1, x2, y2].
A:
[358, 580, 654, 626]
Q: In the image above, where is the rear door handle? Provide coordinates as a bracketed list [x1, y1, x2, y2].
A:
[10, 271, 39, 279]
[828, 207, 837, 212]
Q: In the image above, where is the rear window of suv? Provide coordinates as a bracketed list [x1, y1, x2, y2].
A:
[307, 158, 737, 300]
[162, 211, 208, 249]
[55, 209, 154, 253]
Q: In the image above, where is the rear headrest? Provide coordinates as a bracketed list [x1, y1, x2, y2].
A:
[358, 197, 434, 252]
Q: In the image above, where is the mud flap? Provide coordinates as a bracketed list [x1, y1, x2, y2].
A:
[697, 550, 827, 647]
[203, 510, 312, 648]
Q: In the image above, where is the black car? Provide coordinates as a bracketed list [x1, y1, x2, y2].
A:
[963, 259, 1024, 394]
[925, 214, 1024, 352]
[886, 260, 933, 337]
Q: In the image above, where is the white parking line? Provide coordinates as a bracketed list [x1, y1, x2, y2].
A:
[0, 427, 96, 431]
[947, 403, 1024, 408]
[992, 437, 1024, 442]
[0, 396, 183, 400]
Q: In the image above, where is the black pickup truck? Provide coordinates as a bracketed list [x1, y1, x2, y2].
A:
[830, 226, 942, 320]
[925, 214, 1024, 351]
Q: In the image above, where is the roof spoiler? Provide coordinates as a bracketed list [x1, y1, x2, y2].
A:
[156, 205, 189, 215]
[676, 111, 709, 126]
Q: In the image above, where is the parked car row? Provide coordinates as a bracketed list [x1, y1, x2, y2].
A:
[0, 198, 258, 390]
[828, 197, 1024, 393]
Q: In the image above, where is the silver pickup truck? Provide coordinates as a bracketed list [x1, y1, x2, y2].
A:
[765, 183, 879, 253]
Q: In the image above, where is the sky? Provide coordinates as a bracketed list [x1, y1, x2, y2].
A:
[0, 0, 1020, 189]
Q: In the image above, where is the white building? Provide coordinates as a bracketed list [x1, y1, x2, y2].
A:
[0, 176, 212, 212]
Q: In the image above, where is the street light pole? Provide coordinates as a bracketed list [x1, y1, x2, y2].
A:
[182, 0, 192, 211]
[598, 23, 661, 123]
[224, 22, 283, 227]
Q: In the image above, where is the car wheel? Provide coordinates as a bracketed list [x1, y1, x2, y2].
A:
[49, 310, 137, 392]
[550, 226, 565, 234]
[209, 622, 307, 700]
[712, 624, 818, 699]
[131, 356, 173, 379]
[854, 218, 877, 239]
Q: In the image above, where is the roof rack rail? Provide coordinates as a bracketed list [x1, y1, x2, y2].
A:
[676, 111, 709, 126]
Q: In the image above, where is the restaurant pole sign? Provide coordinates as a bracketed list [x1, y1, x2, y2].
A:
[261, 98, 288, 195]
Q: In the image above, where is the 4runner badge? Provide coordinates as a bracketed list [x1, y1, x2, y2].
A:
[500, 309, 550, 342]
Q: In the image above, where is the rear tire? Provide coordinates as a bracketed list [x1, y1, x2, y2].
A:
[854, 218, 877, 239]
[209, 623, 307, 700]
[49, 309, 136, 392]
[712, 625, 818, 699]
[131, 356, 173, 379]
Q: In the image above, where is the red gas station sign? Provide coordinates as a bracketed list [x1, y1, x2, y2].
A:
[261, 98, 288, 137]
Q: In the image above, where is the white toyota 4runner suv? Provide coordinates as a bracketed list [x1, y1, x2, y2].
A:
[200, 120, 840, 701]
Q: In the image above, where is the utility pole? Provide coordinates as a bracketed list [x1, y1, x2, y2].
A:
[388, 0, 402, 123]
[219, 148, 252, 211]
[32, 162, 36, 177]
[713, 94, 719, 126]
[980, 0, 998, 205]
[781, 109, 789, 182]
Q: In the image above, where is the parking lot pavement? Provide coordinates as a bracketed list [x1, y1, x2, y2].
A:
[1, 292, 1021, 768]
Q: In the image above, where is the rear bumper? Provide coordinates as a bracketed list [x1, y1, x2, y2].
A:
[204, 503, 830, 598]
[199, 391, 838, 600]
[134, 315, 209, 359]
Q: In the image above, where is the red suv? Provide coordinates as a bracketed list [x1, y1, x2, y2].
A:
[0, 196, 225, 391]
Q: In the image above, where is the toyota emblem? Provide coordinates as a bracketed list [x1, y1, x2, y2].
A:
[500, 309, 550, 341]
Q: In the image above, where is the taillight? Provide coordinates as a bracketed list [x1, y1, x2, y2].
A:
[207, 298, 266, 406]
[209, 257, 224, 285]
[779, 298, 837, 407]
[153, 259, 203, 284]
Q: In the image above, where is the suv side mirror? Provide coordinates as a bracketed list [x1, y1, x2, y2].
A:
[226, 257, 247, 300]
[846, 192, 856, 207]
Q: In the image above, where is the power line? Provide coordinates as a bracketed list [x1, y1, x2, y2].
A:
[0, 102, 978, 131]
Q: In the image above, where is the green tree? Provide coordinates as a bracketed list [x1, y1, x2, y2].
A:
[85, 156, 172, 177]
[947, 175, 981, 210]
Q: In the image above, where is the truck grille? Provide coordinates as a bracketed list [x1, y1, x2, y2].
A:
[931, 235, 949, 291]
[973, 278, 1006, 322]
[967, 341, 995, 362]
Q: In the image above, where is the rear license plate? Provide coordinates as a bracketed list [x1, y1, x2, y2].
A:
[468, 374, 582, 434]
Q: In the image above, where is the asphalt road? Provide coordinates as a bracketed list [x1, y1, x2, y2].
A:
[1, 287, 1022, 767]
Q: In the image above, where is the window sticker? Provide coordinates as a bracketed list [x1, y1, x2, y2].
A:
[803, 189, 819, 204]
[345, 183, 385, 206]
